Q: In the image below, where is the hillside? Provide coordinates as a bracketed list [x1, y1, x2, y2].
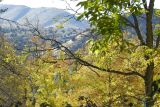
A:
[0, 4, 90, 51]
[0, 4, 89, 28]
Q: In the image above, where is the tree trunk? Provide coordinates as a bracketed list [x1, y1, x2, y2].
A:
[144, 0, 155, 106]
[21, 88, 27, 107]
[144, 62, 154, 107]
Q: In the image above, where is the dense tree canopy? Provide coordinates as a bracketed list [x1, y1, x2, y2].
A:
[0, 0, 160, 107]
[76, 0, 160, 107]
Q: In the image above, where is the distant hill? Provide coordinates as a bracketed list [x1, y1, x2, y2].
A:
[0, 4, 89, 28]
[0, 4, 90, 51]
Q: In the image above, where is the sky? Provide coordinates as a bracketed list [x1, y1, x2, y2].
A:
[0, 0, 159, 10]
[0, 0, 81, 9]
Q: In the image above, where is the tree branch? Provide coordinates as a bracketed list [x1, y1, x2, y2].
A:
[149, 0, 155, 12]
[28, 22, 145, 79]
[156, 36, 160, 48]
[142, 0, 148, 10]
[121, 14, 145, 45]
[121, 16, 135, 28]
[72, 55, 145, 79]
[146, 0, 155, 48]
[132, 14, 145, 45]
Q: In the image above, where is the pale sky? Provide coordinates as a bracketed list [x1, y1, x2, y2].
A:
[0, 0, 81, 9]
[0, 0, 160, 9]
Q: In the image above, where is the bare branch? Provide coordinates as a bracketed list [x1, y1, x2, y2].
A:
[64, 0, 81, 15]
[29, 25, 145, 79]
[0, 16, 145, 79]
[72, 56, 145, 79]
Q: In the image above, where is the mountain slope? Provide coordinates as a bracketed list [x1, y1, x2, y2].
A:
[0, 4, 89, 28]
[0, 4, 90, 51]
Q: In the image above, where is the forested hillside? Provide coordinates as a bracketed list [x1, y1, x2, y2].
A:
[0, 0, 160, 107]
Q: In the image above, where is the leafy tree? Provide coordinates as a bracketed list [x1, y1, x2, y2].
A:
[77, 0, 160, 106]
[3, 1, 159, 106]
[0, 36, 28, 106]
